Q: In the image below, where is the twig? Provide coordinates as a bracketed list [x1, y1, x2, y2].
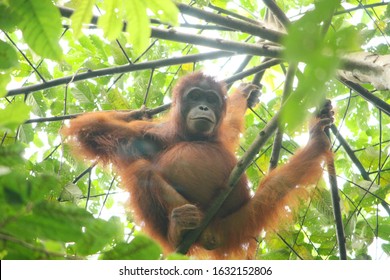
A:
[224, 59, 281, 84]
[143, 68, 155, 106]
[24, 60, 281, 124]
[262, 0, 290, 26]
[6, 51, 233, 97]
[269, 62, 296, 170]
[176, 3, 284, 42]
[150, 28, 283, 57]
[337, 77, 390, 116]
[331, 124, 390, 216]
[4, 33, 46, 82]
[58, 4, 283, 42]
[334, 2, 389, 16]
[208, 3, 260, 24]
[325, 128, 347, 259]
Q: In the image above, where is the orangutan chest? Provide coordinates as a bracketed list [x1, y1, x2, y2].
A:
[155, 142, 235, 206]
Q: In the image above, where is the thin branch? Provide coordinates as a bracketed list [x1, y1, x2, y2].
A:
[98, 177, 116, 218]
[25, 114, 81, 124]
[85, 166, 92, 210]
[25, 104, 172, 124]
[334, 2, 390, 16]
[314, 1, 346, 255]
[252, 57, 273, 85]
[224, 58, 282, 84]
[177, 23, 234, 31]
[150, 28, 283, 57]
[176, 3, 284, 43]
[337, 77, 390, 116]
[73, 164, 96, 184]
[262, 0, 290, 26]
[325, 129, 347, 260]
[24, 59, 281, 125]
[269, 62, 296, 171]
[58, 4, 282, 42]
[6, 51, 234, 97]
[4, 33, 46, 82]
[331, 124, 390, 216]
[143, 68, 155, 106]
[233, 55, 253, 75]
[208, 3, 260, 25]
[276, 233, 303, 260]
[61, 5, 282, 76]
[339, 173, 389, 207]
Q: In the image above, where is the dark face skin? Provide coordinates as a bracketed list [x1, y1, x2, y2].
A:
[182, 87, 223, 139]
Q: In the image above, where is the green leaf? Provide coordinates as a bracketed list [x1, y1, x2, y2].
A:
[260, 249, 291, 260]
[382, 243, 390, 256]
[26, 92, 48, 117]
[98, 0, 124, 41]
[101, 235, 161, 260]
[280, 1, 343, 130]
[311, 186, 334, 222]
[0, 144, 25, 167]
[71, 0, 96, 39]
[10, 0, 63, 60]
[0, 3, 17, 32]
[0, 73, 11, 97]
[3, 202, 123, 255]
[107, 88, 131, 109]
[0, 102, 30, 131]
[124, 1, 151, 55]
[76, 216, 124, 255]
[145, 0, 179, 26]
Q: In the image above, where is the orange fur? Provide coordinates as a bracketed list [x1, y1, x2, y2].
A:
[62, 72, 332, 259]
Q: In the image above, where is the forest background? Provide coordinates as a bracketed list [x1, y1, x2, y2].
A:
[0, 0, 389, 260]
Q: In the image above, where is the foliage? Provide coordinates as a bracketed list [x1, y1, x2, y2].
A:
[0, 0, 389, 260]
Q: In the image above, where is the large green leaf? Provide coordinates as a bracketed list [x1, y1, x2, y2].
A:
[0, 3, 17, 32]
[280, 0, 342, 131]
[0, 102, 30, 131]
[71, 0, 96, 38]
[145, 0, 179, 25]
[124, 0, 150, 55]
[98, 0, 124, 40]
[10, 0, 63, 60]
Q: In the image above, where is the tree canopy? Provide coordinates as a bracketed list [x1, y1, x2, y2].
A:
[0, 0, 389, 260]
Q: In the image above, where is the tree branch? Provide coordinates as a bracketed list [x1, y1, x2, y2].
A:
[269, 62, 296, 170]
[325, 127, 347, 260]
[24, 60, 280, 124]
[224, 58, 281, 84]
[331, 124, 390, 216]
[337, 77, 390, 116]
[262, 0, 290, 27]
[58, 4, 284, 43]
[6, 51, 233, 97]
[150, 28, 283, 57]
[335, 2, 389, 16]
[176, 3, 284, 42]
[208, 3, 260, 25]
